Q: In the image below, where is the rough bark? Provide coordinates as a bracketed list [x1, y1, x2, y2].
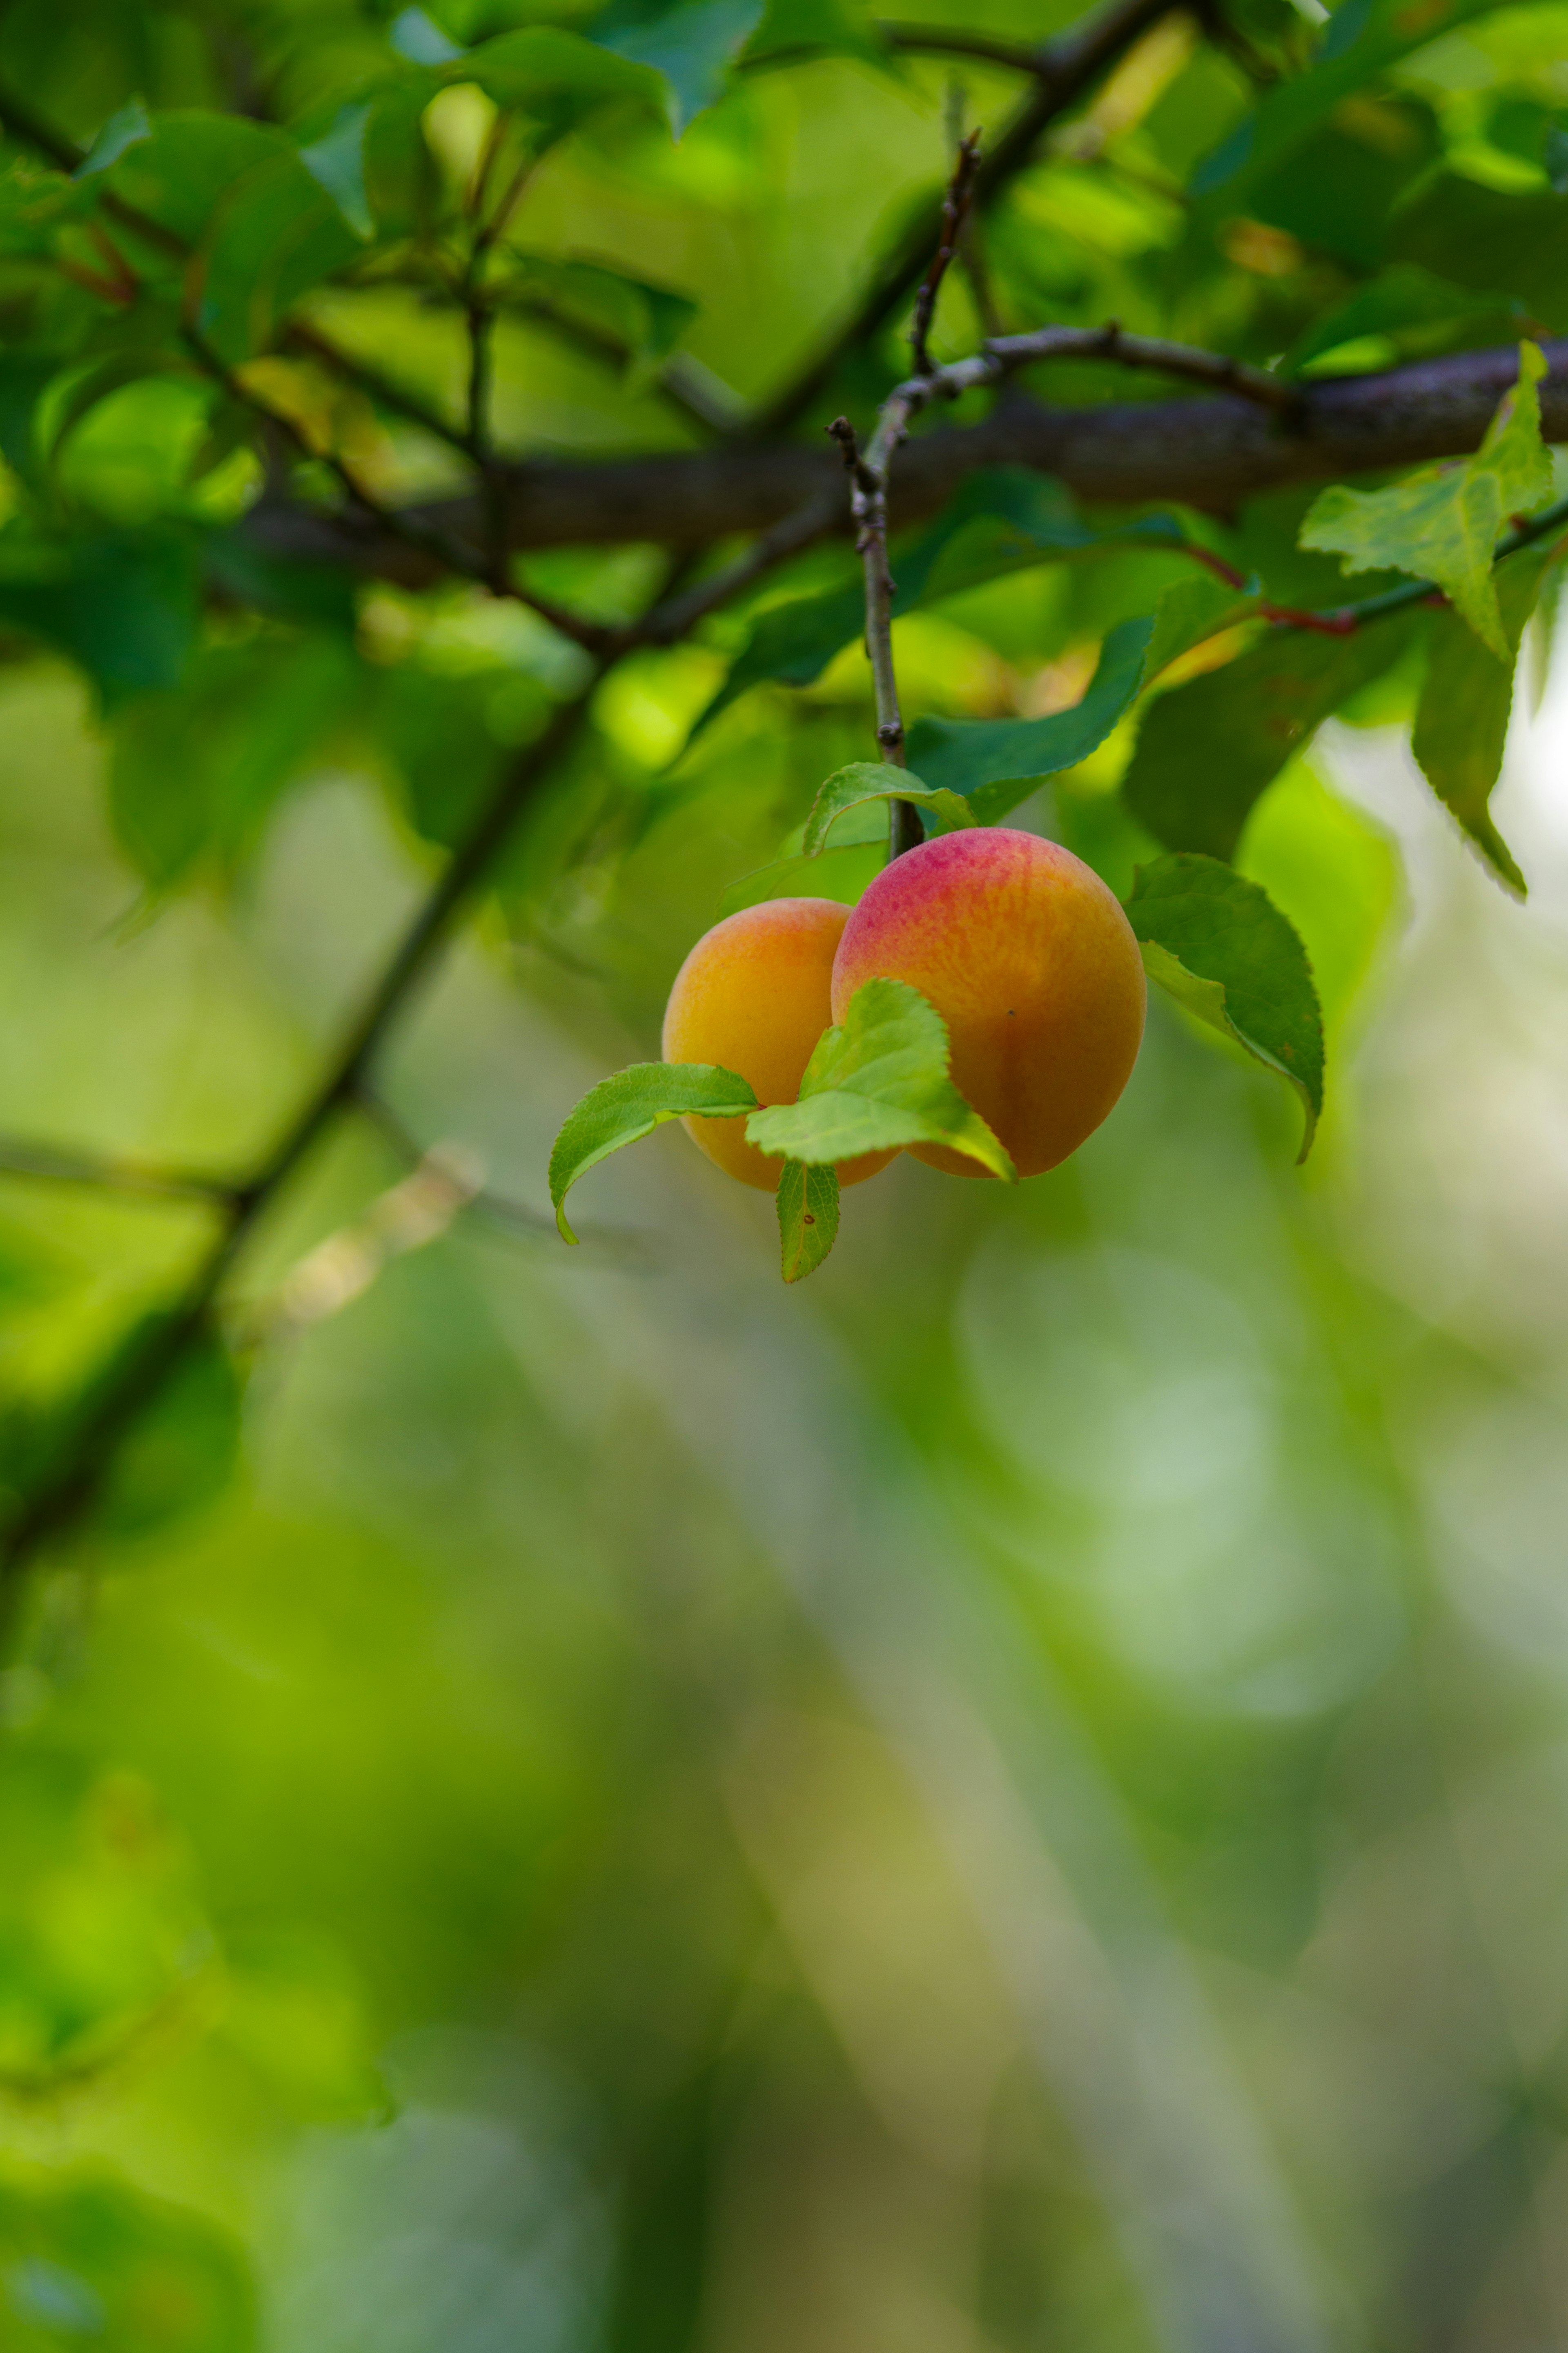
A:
[242, 338, 1568, 585]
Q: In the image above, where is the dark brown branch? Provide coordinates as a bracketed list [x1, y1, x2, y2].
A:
[239, 339, 1568, 578]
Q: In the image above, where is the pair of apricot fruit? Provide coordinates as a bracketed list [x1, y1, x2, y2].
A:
[661, 827, 1147, 1191]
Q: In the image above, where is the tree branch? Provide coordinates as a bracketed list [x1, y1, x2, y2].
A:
[753, 0, 1178, 434]
[909, 129, 981, 377]
[0, 1139, 239, 1207]
[0, 671, 606, 1629]
[239, 339, 1568, 579]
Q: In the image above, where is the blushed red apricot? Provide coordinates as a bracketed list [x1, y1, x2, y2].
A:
[662, 898, 896, 1191]
[831, 829, 1145, 1178]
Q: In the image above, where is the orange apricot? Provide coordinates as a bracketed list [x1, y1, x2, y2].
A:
[662, 897, 897, 1191]
[831, 828, 1145, 1178]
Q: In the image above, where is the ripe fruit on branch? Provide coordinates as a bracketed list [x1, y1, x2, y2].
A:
[831, 828, 1145, 1178]
[662, 898, 896, 1191]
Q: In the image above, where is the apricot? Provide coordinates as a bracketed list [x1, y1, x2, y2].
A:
[662, 897, 896, 1191]
[831, 829, 1145, 1178]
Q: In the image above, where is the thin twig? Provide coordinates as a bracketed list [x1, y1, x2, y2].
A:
[0, 671, 607, 1632]
[637, 491, 843, 644]
[755, 0, 1177, 435]
[878, 23, 1051, 73]
[0, 1140, 240, 1207]
[910, 129, 982, 376]
[283, 323, 479, 460]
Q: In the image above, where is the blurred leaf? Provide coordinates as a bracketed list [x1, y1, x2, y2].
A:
[94, 1325, 244, 1542]
[801, 760, 971, 853]
[692, 575, 863, 737]
[391, 6, 464, 63]
[110, 635, 359, 887]
[1410, 546, 1557, 895]
[777, 1158, 839, 1282]
[550, 1063, 758, 1240]
[219, 1927, 388, 2124]
[107, 114, 290, 246]
[1390, 172, 1568, 334]
[504, 253, 697, 382]
[1193, 0, 1524, 203]
[747, 976, 1014, 1177]
[1280, 263, 1532, 379]
[0, 527, 198, 703]
[76, 97, 152, 178]
[0, 1754, 212, 2091]
[298, 101, 376, 243]
[0, 2166, 254, 2351]
[745, 0, 892, 70]
[194, 152, 363, 365]
[42, 352, 195, 474]
[693, 471, 1187, 740]
[203, 532, 359, 631]
[463, 26, 664, 128]
[1126, 852, 1324, 1159]
[381, 680, 507, 859]
[0, 353, 66, 488]
[1122, 617, 1414, 860]
[1300, 343, 1552, 657]
[590, 0, 768, 131]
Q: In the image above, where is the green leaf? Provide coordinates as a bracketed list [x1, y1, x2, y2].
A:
[747, 977, 1014, 1178]
[107, 112, 290, 246]
[1390, 171, 1568, 336]
[0, 2166, 254, 2349]
[777, 1158, 840, 1282]
[1409, 544, 1557, 896]
[391, 6, 464, 63]
[1121, 616, 1414, 861]
[550, 1062, 758, 1239]
[194, 151, 364, 365]
[745, 0, 893, 71]
[1126, 854, 1324, 1160]
[0, 527, 199, 705]
[590, 0, 768, 131]
[95, 1324, 245, 1540]
[692, 576, 863, 737]
[1279, 263, 1531, 380]
[41, 352, 196, 474]
[298, 100, 376, 242]
[0, 352, 68, 488]
[1193, 0, 1524, 205]
[503, 254, 697, 383]
[905, 613, 1155, 817]
[76, 97, 152, 178]
[1299, 343, 1553, 659]
[110, 636, 359, 888]
[801, 761, 972, 854]
[0, 1751, 214, 2091]
[691, 470, 1188, 742]
[465, 25, 665, 129]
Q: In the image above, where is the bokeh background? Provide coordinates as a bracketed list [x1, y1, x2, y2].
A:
[5, 2, 1568, 2348]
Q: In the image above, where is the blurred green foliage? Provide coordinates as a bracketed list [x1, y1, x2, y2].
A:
[0, 0, 1567, 2344]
